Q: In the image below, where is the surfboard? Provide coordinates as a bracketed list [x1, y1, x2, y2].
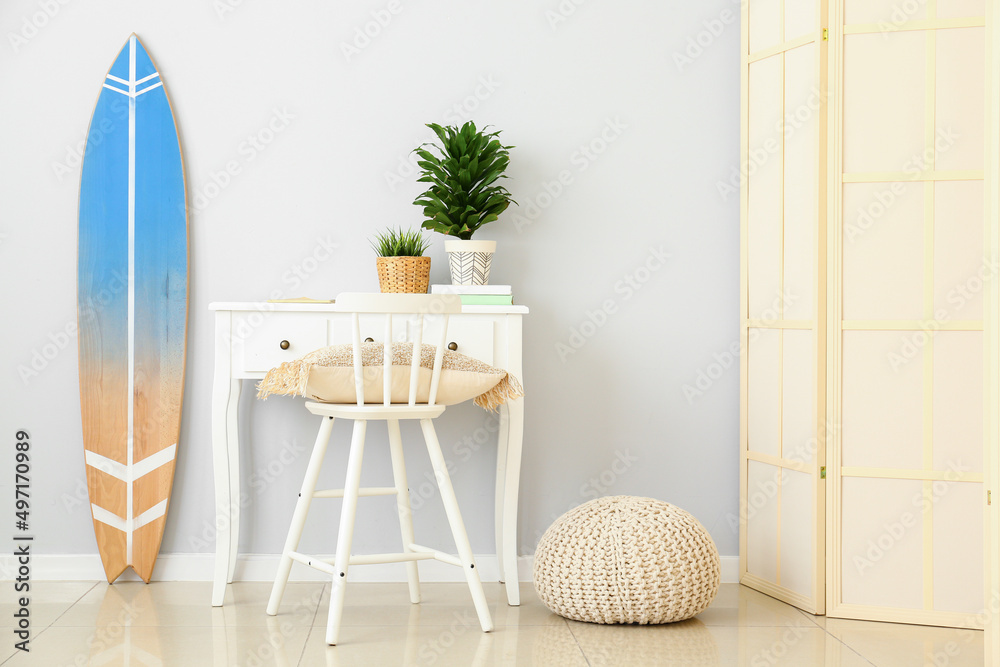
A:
[78, 34, 187, 583]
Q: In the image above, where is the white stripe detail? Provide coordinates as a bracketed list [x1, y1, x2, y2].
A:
[91, 504, 127, 531]
[85, 450, 126, 480]
[133, 444, 176, 479]
[102, 83, 129, 96]
[126, 34, 136, 566]
[91, 500, 169, 533]
[88, 643, 125, 667]
[85, 444, 177, 481]
[135, 71, 160, 85]
[134, 500, 168, 530]
[106, 73, 129, 85]
[135, 81, 163, 97]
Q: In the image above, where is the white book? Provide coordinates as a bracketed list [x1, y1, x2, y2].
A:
[431, 284, 513, 295]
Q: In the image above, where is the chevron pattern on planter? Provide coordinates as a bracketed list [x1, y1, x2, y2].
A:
[449, 251, 494, 285]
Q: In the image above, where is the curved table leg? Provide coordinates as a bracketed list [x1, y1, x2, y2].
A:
[211, 376, 237, 606]
[502, 398, 524, 606]
[495, 406, 510, 585]
[226, 379, 242, 583]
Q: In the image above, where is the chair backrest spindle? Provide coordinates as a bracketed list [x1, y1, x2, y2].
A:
[428, 314, 449, 406]
[408, 314, 424, 406]
[382, 314, 393, 407]
[351, 312, 364, 406]
[334, 293, 461, 408]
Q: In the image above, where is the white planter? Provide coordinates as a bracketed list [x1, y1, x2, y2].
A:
[445, 240, 497, 286]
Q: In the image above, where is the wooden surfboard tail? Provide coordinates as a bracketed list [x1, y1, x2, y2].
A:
[78, 34, 188, 584]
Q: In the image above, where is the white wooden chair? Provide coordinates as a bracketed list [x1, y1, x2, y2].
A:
[265, 292, 493, 645]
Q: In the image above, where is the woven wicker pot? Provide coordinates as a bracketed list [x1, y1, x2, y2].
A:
[533, 495, 721, 624]
[445, 240, 496, 286]
[376, 256, 431, 293]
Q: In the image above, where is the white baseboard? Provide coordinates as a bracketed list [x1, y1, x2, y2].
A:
[2, 554, 739, 584]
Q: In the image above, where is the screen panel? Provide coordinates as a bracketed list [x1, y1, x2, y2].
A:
[829, 3, 986, 628]
[740, 0, 826, 616]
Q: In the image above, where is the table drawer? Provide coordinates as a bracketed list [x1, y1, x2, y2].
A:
[419, 317, 495, 366]
[239, 314, 328, 372]
[329, 314, 406, 345]
[330, 315, 494, 366]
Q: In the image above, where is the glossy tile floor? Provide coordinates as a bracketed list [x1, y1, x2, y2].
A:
[0, 581, 983, 666]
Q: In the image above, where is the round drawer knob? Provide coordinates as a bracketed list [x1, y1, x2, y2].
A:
[447, 342, 458, 351]
[365, 337, 375, 343]
[279, 340, 290, 350]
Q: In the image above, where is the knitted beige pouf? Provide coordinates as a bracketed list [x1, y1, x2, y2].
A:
[533, 495, 721, 624]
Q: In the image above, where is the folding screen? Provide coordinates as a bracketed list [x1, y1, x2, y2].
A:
[742, 0, 995, 631]
[740, 0, 828, 615]
[829, 0, 987, 628]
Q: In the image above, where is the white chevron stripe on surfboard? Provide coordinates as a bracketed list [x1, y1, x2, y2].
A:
[91, 499, 168, 533]
[85, 444, 177, 481]
[102, 83, 129, 96]
[104, 71, 160, 99]
[135, 81, 163, 97]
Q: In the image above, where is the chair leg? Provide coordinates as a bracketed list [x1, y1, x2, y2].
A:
[326, 419, 368, 646]
[267, 416, 335, 616]
[419, 418, 493, 633]
[387, 419, 420, 604]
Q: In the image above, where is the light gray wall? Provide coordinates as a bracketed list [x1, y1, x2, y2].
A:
[0, 0, 740, 562]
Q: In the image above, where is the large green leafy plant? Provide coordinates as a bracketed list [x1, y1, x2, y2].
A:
[412, 121, 515, 240]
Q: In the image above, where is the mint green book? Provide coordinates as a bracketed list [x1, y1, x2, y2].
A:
[459, 294, 514, 305]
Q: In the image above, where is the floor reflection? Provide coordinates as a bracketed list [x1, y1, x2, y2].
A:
[87, 584, 163, 667]
[2, 582, 983, 666]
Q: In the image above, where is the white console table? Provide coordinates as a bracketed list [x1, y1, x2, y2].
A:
[208, 301, 527, 607]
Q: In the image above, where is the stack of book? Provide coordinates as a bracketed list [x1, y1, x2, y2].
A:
[430, 284, 514, 305]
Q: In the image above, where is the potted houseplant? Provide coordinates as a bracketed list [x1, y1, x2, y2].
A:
[413, 121, 515, 285]
[371, 227, 431, 293]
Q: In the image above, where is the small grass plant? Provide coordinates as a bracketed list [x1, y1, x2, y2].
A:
[370, 227, 430, 257]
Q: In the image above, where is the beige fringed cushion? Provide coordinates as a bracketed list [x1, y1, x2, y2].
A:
[256, 342, 523, 411]
[533, 496, 720, 625]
